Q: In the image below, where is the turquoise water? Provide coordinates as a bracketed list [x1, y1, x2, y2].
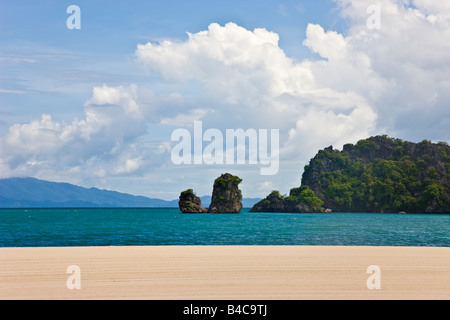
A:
[0, 208, 448, 247]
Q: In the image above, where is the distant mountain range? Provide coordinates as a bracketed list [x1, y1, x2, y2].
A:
[0, 177, 261, 209]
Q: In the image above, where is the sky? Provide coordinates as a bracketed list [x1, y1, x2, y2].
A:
[0, 0, 449, 200]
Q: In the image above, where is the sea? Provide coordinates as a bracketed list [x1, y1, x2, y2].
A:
[0, 208, 449, 247]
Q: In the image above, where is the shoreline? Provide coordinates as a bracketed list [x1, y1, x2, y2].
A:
[1, 245, 449, 300]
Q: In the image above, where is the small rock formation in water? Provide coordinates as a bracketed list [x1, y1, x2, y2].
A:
[250, 191, 291, 213]
[178, 189, 207, 213]
[208, 173, 243, 214]
[250, 190, 324, 213]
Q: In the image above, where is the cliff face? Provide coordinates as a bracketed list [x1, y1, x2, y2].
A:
[178, 189, 207, 213]
[302, 136, 450, 213]
[208, 173, 243, 213]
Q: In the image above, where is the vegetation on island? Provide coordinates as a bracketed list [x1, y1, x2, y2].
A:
[251, 135, 449, 213]
[250, 186, 325, 213]
[180, 189, 196, 199]
[259, 187, 324, 212]
[302, 135, 450, 213]
[287, 186, 324, 211]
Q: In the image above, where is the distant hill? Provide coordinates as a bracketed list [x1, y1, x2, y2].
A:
[0, 177, 176, 208]
[0, 177, 261, 209]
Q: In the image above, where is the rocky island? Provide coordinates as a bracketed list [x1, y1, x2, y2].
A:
[252, 135, 450, 214]
[208, 173, 243, 213]
[250, 187, 329, 213]
[178, 189, 208, 213]
[179, 173, 243, 214]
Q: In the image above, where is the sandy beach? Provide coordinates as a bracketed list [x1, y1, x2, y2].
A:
[0, 246, 449, 300]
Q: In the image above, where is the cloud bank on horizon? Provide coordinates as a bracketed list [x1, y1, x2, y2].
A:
[0, 0, 449, 199]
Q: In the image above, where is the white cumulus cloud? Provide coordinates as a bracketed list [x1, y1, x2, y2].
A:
[0, 84, 156, 182]
[136, 21, 378, 166]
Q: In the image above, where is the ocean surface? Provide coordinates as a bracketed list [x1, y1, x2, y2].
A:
[0, 208, 449, 247]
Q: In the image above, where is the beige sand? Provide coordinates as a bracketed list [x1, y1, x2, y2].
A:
[0, 246, 449, 300]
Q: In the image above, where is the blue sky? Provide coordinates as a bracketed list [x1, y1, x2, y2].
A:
[0, 1, 342, 53]
[1, 0, 449, 199]
[0, 0, 344, 137]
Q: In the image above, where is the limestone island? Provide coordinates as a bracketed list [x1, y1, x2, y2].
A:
[179, 173, 243, 214]
[250, 187, 331, 213]
[251, 135, 450, 214]
[178, 189, 207, 214]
